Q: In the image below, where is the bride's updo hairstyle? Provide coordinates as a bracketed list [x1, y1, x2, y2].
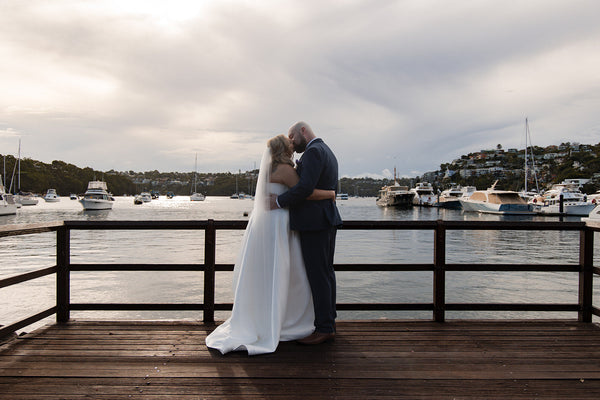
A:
[268, 134, 294, 172]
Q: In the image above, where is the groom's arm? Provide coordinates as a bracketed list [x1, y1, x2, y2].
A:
[277, 147, 323, 208]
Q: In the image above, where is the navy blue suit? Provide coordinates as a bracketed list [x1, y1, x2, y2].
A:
[277, 138, 342, 333]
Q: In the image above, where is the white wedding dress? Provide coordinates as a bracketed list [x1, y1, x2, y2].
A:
[205, 153, 315, 355]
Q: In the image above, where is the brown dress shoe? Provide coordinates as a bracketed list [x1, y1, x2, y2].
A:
[297, 331, 335, 345]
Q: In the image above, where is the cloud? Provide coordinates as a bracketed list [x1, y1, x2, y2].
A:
[1, 0, 600, 178]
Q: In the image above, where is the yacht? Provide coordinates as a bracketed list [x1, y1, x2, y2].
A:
[79, 181, 114, 210]
[530, 183, 596, 216]
[376, 169, 414, 207]
[459, 181, 534, 215]
[409, 182, 436, 206]
[437, 184, 464, 209]
[0, 176, 17, 216]
[43, 189, 60, 202]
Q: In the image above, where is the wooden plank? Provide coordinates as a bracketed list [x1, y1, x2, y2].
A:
[2, 320, 600, 399]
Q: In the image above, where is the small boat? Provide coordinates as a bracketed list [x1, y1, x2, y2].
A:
[459, 181, 534, 215]
[376, 169, 414, 207]
[191, 192, 205, 201]
[79, 181, 114, 210]
[11, 141, 38, 206]
[437, 184, 464, 209]
[133, 195, 144, 205]
[530, 183, 596, 216]
[0, 175, 17, 216]
[43, 189, 60, 202]
[166, 192, 174, 199]
[70, 193, 78, 200]
[410, 182, 436, 206]
[336, 193, 349, 200]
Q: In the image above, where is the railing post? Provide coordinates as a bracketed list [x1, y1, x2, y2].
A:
[56, 225, 70, 323]
[203, 219, 216, 323]
[578, 227, 593, 322]
[433, 220, 446, 322]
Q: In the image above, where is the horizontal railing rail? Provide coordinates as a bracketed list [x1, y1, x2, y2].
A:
[1, 219, 599, 338]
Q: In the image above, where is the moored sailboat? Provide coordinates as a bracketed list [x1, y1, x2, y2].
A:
[190, 154, 205, 201]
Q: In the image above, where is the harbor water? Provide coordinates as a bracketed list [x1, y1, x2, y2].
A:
[1, 196, 599, 332]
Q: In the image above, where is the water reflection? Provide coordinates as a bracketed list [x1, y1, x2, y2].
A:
[1, 196, 599, 328]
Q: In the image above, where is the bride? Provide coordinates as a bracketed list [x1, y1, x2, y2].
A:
[205, 134, 335, 355]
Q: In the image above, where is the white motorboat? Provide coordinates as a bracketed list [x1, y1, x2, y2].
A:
[0, 175, 17, 216]
[409, 182, 436, 206]
[43, 189, 60, 202]
[139, 192, 152, 202]
[530, 183, 596, 216]
[79, 181, 114, 210]
[190, 153, 205, 201]
[437, 184, 464, 209]
[336, 193, 349, 200]
[459, 181, 534, 215]
[70, 193, 78, 200]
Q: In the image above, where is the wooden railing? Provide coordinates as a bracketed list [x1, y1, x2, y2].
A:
[1, 219, 599, 338]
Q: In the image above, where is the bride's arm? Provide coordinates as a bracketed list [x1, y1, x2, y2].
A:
[272, 164, 335, 201]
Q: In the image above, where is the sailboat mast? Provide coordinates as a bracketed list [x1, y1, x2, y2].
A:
[524, 119, 528, 193]
[193, 153, 198, 193]
[17, 139, 21, 192]
[527, 120, 540, 193]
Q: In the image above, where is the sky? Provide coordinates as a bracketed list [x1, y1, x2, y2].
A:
[1, 0, 599, 180]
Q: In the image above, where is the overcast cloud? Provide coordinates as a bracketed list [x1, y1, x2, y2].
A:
[1, 0, 599, 179]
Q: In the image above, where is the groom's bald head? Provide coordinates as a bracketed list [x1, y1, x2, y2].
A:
[288, 121, 315, 153]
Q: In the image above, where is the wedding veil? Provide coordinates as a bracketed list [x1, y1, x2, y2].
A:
[231, 146, 272, 291]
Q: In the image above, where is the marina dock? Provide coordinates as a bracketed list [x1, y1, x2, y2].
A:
[1, 219, 600, 398]
[1, 320, 600, 398]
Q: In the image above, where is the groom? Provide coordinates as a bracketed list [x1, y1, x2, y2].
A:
[271, 121, 342, 345]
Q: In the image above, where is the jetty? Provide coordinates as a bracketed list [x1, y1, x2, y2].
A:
[1, 219, 600, 398]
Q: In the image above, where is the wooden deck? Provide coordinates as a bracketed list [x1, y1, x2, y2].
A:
[1, 320, 600, 399]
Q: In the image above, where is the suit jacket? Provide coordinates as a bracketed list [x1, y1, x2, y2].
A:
[277, 138, 343, 231]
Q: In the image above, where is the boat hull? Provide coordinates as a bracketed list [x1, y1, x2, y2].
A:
[190, 193, 205, 201]
[79, 199, 113, 210]
[0, 203, 17, 216]
[376, 194, 413, 207]
[460, 200, 535, 215]
[437, 199, 462, 209]
[533, 202, 596, 216]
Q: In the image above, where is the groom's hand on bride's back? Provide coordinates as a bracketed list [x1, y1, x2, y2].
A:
[269, 194, 280, 210]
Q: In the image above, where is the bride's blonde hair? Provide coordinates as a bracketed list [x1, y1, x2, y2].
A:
[268, 134, 294, 172]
